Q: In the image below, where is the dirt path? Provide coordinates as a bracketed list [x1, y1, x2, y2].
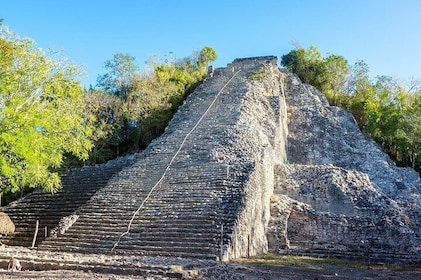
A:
[0, 247, 419, 279]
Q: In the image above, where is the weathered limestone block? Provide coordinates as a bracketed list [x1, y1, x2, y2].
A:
[50, 214, 79, 238]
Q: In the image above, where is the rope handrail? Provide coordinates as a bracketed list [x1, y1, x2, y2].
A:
[111, 69, 242, 252]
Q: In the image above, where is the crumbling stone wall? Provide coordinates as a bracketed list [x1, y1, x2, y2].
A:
[268, 71, 421, 263]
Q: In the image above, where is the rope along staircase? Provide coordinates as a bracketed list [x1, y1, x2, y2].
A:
[38, 70, 242, 259]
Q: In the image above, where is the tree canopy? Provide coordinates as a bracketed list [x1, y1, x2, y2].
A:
[0, 27, 101, 194]
[88, 47, 217, 163]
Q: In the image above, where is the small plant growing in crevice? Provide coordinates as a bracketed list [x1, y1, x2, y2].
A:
[251, 67, 268, 81]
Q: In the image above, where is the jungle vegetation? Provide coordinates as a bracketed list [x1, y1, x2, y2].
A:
[281, 45, 421, 173]
[0, 24, 216, 203]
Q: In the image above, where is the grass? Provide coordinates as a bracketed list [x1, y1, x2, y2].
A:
[236, 254, 419, 271]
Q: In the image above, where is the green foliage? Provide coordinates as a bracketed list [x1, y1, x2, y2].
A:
[251, 68, 268, 81]
[89, 47, 217, 162]
[198, 46, 217, 67]
[0, 27, 101, 194]
[96, 53, 137, 99]
[323, 54, 350, 106]
[281, 46, 350, 105]
[281, 46, 329, 91]
[282, 45, 421, 172]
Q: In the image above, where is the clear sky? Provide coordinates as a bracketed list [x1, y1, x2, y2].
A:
[2, 0, 421, 87]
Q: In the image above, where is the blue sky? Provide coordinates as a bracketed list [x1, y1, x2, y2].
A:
[2, 0, 421, 87]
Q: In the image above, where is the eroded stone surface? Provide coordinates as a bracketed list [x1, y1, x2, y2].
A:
[268, 72, 421, 262]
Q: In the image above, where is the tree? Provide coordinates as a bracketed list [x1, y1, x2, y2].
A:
[281, 48, 308, 80]
[0, 27, 99, 193]
[394, 90, 421, 169]
[96, 53, 137, 100]
[79, 87, 122, 164]
[91, 47, 217, 158]
[324, 54, 350, 106]
[281, 46, 328, 92]
[198, 46, 217, 68]
[127, 47, 217, 149]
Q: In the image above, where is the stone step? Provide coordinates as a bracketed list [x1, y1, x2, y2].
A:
[113, 184, 228, 191]
[8, 213, 222, 228]
[8, 218, 72, 226]
[42, 235, 217, 250]
[40, 241, 218, 256]
[48, 230, 217, 242]
[74, 216, 217, 225]
[65, 224, 218, 236]
[7, 211, 77, 217]
[82, 197, 224, 206]
[38, 243, 218, 259]
[81, 232, 217, 243]
[3, 238, 38, 247]
[75, 206, 222, 215]
[117, 244, 217, 255]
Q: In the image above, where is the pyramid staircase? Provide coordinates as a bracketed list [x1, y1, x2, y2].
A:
[2, 65, 253, 260]
[2, 160, 135, 247]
